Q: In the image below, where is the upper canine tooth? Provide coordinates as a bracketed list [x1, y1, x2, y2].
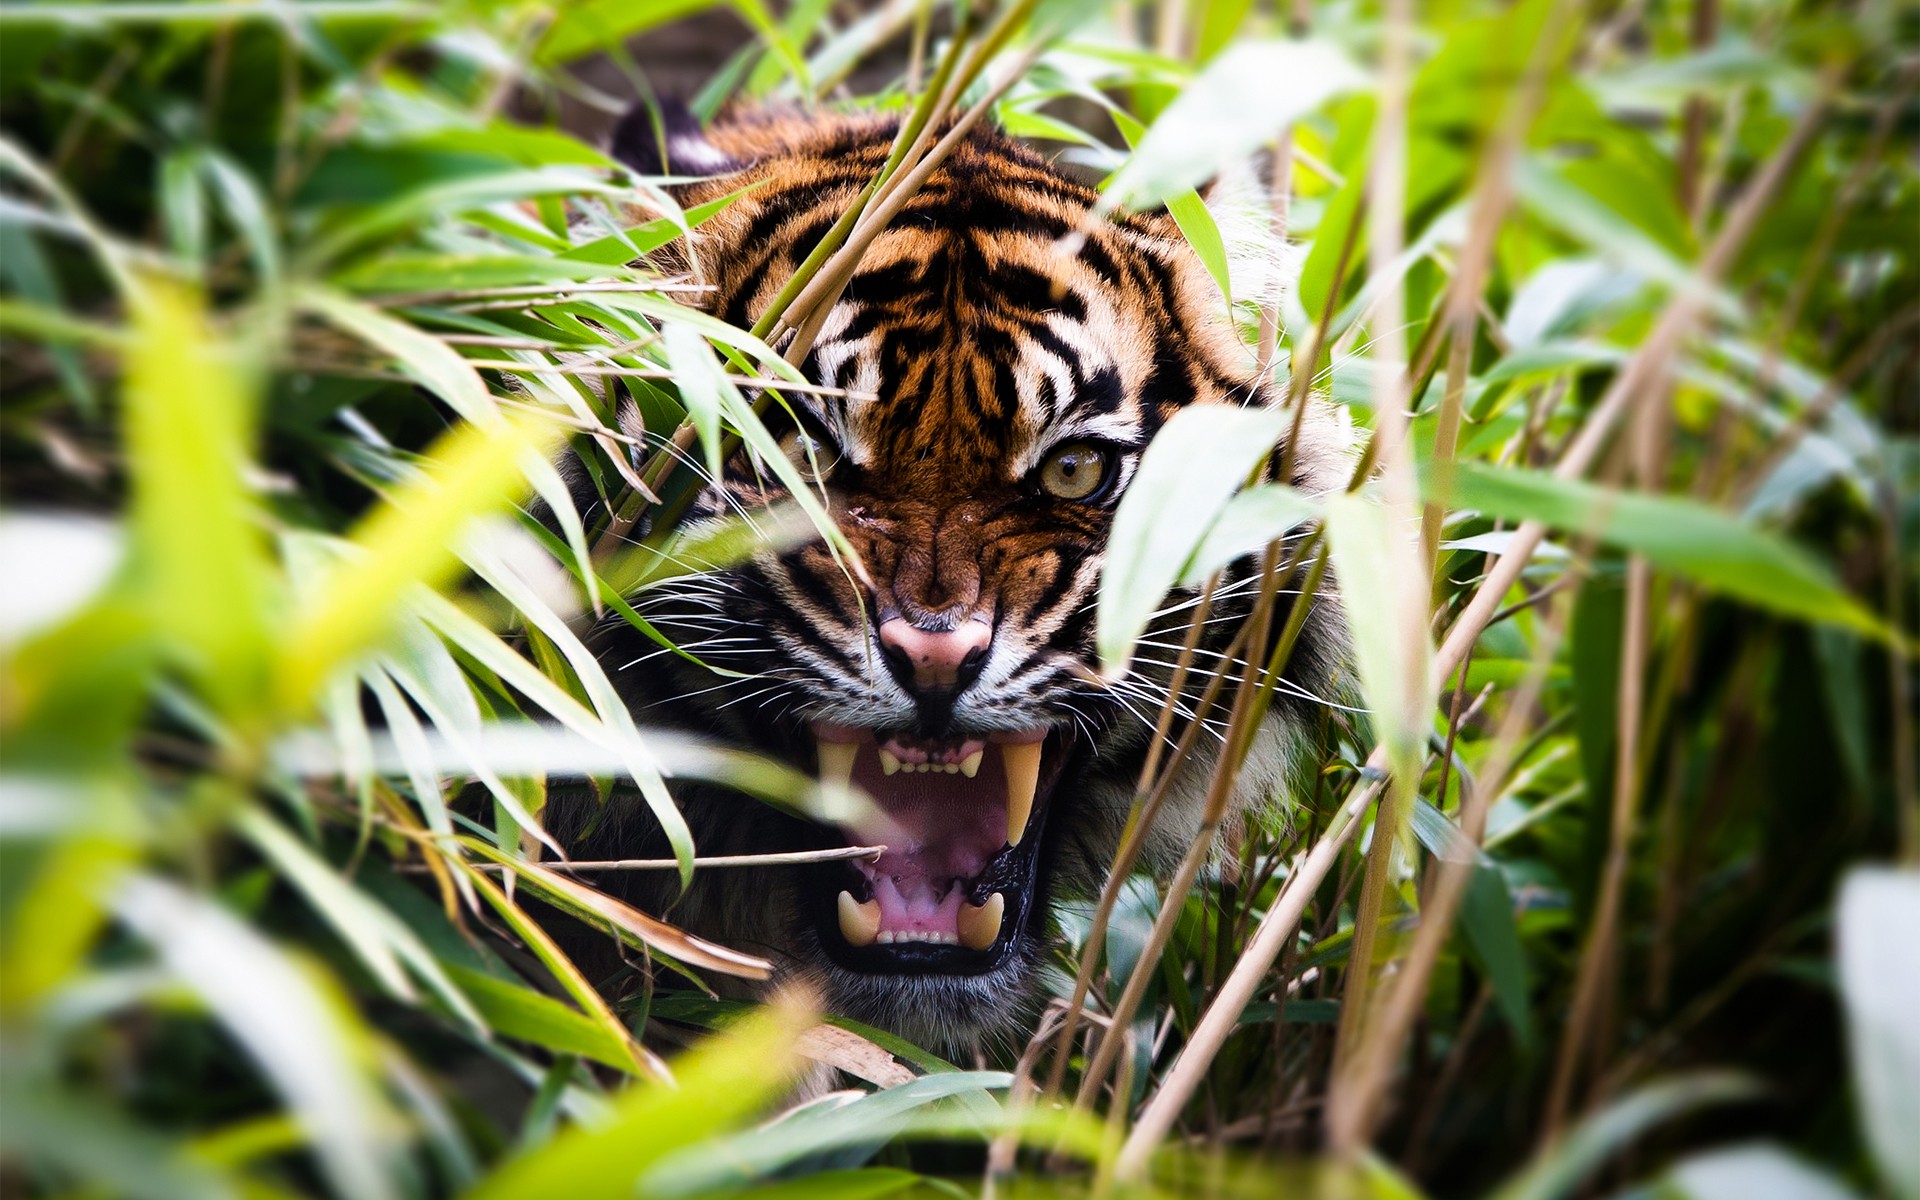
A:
[816, 740, 857, 791]
[837, 891, 881, 948]
[959, 750, 984, 778]
[958, 892, 1005, 951]
[879, 749, 902, 776]
[1001, 741, 1042, 846]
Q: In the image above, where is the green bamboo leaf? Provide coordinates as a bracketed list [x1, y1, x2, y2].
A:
[463, 996, 814, 1200]
[559, 190, 745, 265]
[0, 1083, 236, 1200]
[710, 1169, 926, 1200]
[274, 412, 562, 715]
[0, 801, 139, 1014]
[641, 1071, 1012, 1197]
[1324, 492, 1432, 776]
[158, 151, 207, 270]
[442, 963, 635, 1071]
[665, 321, 727, 482]
[452, 863, 666, 1081]
[1102, 39, 1367, 212]
[304, 168, 628, 264]
[125, 279, 272, 722]
[197, 149, 281, 291]
[334, 255, 637, 294]
[113, 873, 400, 1200]
[408, 592, 697, 869]
[1514, 157, 1728, 314]
[462, 538, 696, 884]
[236, 809, 484, 1033]
[535, 0, 727, 65]
[1433, 461, 1891, 641]
[1097, 403, 1291, 673]
[1409, 800, 1533, 1051]
[1177, 483, 1318, 587]
[299, 286, 496, 425]
[1491, 1073, 1762, 1200]
[1110, 107, 1232, 307]
[1665, 1145, 1861, 1200]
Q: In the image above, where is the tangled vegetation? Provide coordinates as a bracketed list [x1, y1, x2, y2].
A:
[0, 1, 1914, 1197]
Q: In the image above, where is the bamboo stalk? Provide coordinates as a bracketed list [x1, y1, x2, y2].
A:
[1326, 0, 1422, 1128]
[529, 844, 884, 871]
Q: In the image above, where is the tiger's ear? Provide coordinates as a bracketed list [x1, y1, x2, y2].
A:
[610, 98, 744, 178]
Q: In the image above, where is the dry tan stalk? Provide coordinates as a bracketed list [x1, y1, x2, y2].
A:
[783, 45, 1046, 365]
[1428, 82, 1832, 695]
[1329, 0, 1574, 1146]
[1542, 369, 1670, 1136]
[773, 0, 1041, 350]
[584, 17, 984, 562]
[464, 359, 877, 400]
[1253, 129, 1297, 385]
[1039, 597, 1247, 1103]
[371, 279, 705, 306]
[984, 1005, 1081, 1197]
[534, 844, 886, 871]
[1327, 0, 1423, 1114]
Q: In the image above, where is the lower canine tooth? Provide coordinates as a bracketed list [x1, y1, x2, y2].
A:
[816, 741, 857, 791]
[958, 892, 1005, 951]
[837, 891, 881, 948]
[1001, 741, 1042, 846]
[879, 749, 902, 775]
[959, 750, 984, 778]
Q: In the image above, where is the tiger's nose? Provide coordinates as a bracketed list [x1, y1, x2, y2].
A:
[877, 618, 992, 695]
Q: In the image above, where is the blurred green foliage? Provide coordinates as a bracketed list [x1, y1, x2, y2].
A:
[0, 1, 1914, 1198]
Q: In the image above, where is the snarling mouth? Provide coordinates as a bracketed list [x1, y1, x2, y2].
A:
[807, 722, 1073, 974]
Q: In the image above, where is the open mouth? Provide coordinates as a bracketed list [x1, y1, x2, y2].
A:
[807, 721, 1073, 974]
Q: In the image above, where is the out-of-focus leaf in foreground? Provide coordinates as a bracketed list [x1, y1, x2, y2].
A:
[1837, 869, 1920, 1200]
[465, 991, 815, 1200]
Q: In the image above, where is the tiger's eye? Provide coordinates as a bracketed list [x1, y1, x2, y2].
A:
[777, 427, 841, 483]
[1038, 441, 1112, 501]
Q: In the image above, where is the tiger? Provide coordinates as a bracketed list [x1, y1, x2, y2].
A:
[556, 103, 1352, 1054]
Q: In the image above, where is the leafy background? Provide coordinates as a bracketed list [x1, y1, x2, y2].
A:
[0, 1, 1914, 1198]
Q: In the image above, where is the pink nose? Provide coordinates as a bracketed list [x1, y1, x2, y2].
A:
[877, 618, 992, 692]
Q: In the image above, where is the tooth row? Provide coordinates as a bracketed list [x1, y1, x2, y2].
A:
[874, 748, 988, 776]
[877, 930, 960, 945]
[816, 735, 1041, 849]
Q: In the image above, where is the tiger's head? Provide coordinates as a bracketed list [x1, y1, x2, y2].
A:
[574, 108, 1349, 1050]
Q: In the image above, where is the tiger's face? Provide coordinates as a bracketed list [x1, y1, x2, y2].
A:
[581, 110, 1346, 1048]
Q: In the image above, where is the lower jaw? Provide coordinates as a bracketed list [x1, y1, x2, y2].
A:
[806, 727, 1077, 977]
[807, 818, 1051, 976]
